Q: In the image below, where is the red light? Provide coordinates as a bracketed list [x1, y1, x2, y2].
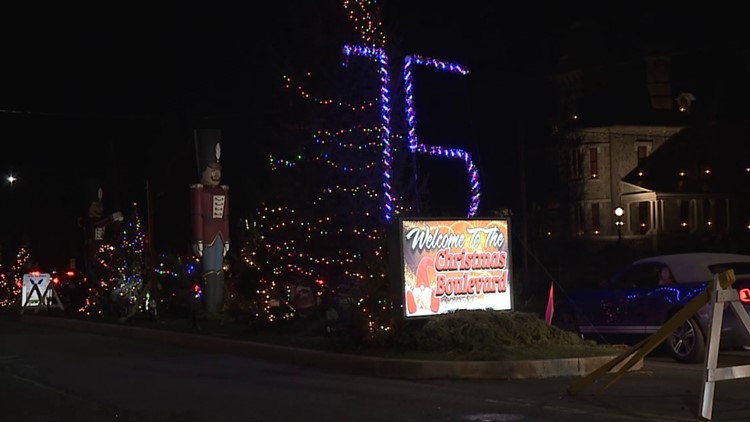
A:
[740, 288, 750, 304]
[65, 271, 75, 277]
[52, 277, 60, 284]
[30, 271, 41, 276]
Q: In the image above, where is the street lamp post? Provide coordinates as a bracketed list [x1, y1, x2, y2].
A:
[614, 207, 624, 243]
[4, 173, 18, 262]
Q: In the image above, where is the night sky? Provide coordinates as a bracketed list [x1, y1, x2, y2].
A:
[0, 2, 743, 269]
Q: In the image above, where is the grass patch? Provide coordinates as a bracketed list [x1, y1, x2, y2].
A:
[6, 306, 625, 361]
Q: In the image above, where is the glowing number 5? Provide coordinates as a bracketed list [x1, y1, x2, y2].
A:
[343, 45, 481, 221]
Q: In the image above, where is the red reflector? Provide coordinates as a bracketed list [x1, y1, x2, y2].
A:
[740, 288, 750, 303]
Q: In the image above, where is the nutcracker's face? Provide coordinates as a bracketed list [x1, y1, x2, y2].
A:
[89, 201, 104, 217]
[201, 164, 222, 187]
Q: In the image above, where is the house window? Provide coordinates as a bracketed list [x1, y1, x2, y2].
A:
[680, 200, 690, 229]
[589, 148, 598, 179]
[570, 149, 583, 179]
[714, 199, 727, 231]
[704, 199, 713, 229]
[574, 203, 584, 236]
[637, 145, 648, 164]
[638, 202, 650, 234]
[591, 203, 600, 233]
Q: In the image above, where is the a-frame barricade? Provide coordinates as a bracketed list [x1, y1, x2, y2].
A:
[567, 274, 720, 396]
[699, 269, 750, 420]
[19, 272, 65, 315]
[567, 269, 750, 420]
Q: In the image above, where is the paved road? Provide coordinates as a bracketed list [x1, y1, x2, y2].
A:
[3, 316, 750, 421]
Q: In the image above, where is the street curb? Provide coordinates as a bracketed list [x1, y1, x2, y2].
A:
[19, 314, 642, 380]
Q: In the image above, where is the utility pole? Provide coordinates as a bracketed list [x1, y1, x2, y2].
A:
[519, 121, 529, 286]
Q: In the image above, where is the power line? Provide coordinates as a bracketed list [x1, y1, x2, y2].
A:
[0, 107, 159, 120]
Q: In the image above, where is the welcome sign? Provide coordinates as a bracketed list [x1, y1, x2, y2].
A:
[398, 218, 513, 318]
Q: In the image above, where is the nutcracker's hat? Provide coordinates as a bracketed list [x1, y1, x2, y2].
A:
[85, 179, 104, 205]
[194, 128, 223, 173]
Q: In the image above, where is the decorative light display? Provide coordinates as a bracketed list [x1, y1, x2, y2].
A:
[342, 0, 386, 49]
[283, 74, 377, 111]
[403, 54, 480, 216]
[83, 205, 145, 315]
[254, 0, 482, 336]
[341, 48, 483, 220]
[280, 0, 483, 221]
[0, 246, 32, 308]
[342, 44, 394, 220]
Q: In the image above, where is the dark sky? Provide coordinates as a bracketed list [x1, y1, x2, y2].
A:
[0, 2, 291, 268]
[0, 2, 742, 269]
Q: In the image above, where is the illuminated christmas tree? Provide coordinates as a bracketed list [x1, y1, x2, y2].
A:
[0, 246, 33, 308]
[242, 0, 483, 344]
[235, 1, 398, 339]
[82, 204, 145, 316]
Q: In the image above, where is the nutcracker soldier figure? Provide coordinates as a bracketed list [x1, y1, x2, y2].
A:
[79, 184, 123, 284]
[190, 128, 230, 320]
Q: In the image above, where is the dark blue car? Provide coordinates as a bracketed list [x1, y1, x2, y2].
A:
[553, 253, 750, 363]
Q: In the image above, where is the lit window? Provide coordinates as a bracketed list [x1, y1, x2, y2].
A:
[591, 203, 600, 233]
[637, 145, 648, 163]
[589, 148, 598, 179]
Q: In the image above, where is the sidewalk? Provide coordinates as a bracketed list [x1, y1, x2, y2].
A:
[18, 313, 642, 380]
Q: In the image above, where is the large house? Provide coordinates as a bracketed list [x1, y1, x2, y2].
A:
[560, 122, 747, 255]
[547, 15, 750, 257]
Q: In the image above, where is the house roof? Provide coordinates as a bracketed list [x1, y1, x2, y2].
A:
[621, 121, 748, 194]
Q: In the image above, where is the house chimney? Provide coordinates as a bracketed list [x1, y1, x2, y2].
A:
[645, 55, 672, 110]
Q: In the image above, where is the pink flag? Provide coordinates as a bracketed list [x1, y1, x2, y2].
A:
[544, 282, 554, 325]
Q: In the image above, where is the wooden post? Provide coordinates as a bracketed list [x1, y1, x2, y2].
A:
[567, 276, 725, 396]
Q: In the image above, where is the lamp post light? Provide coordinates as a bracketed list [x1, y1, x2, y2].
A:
[614, 207, 624, 243]
[5, 173, 17, 257]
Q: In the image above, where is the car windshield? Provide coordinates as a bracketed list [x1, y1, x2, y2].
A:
[708, 262, 750, 276]
[607, 262, 666, 289]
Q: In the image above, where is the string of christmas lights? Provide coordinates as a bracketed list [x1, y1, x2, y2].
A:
[282, 74, 378, 112]
[0, 246, 31, 308]
[403, 54, 480, 216]
[253, 0, 483, 336]
[82, 205, 146, 315]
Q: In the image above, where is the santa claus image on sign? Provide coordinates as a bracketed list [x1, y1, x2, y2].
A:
[405, 256, 441, 315]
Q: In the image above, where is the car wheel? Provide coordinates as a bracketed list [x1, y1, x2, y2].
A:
[668, 316, 706, 363]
